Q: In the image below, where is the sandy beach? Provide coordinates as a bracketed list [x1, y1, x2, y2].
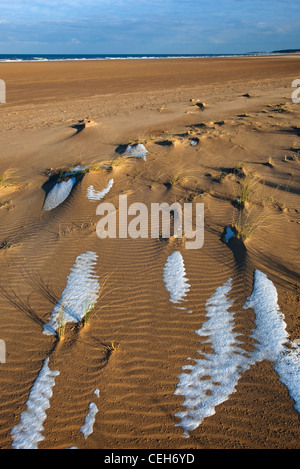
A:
[0, 56, 299, 449]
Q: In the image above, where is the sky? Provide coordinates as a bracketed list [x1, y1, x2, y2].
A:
[0, 0, 299, 55]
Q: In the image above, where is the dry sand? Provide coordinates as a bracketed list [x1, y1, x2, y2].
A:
[0, 56, 299, 449]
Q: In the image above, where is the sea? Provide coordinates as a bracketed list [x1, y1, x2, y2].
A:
[0, 53, 271, 63]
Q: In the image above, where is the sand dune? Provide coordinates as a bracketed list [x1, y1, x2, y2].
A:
[0, 57, 299, 449]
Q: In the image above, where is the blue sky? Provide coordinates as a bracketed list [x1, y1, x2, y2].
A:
[0, 0, 299, 54]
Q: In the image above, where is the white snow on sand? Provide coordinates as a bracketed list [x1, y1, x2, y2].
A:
[43, 177, 76, 211]
[124, 143, 148, 161]
[274, 341, 300, 415]
[243, 270, 289, 362]
[10, 358, 60, 449]
[80, 402, 98, 439]
[174, 278, 250, 436]
[244, 270, 300, 416]
[175, 270, 300, 436]
[43, 251, 100, 336]
[87, 178, 114, 201]
[163, 252, 190, 304]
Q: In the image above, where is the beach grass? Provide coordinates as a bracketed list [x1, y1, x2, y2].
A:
[57, 303, 66, 340]
[233, 206, 269, 241]
[0, 169, 15, 187]
[167, 168, 195, 186]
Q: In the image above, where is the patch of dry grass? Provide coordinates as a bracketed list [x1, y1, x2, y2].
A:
[233, 206, 270, 242]
[0, 169, 15, 187]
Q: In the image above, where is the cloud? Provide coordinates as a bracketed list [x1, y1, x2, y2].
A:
[0, 1, 299, 54]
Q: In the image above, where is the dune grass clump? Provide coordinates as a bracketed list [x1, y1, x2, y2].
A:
[233, 212, 257, 241]
[82, 297, 97, 327]
[102, 342, 120, 362]
[0, 169, 15, 188]
[273, 103, 288, 113]
[81, 273, 113, 328]
[103, 155, 130, 172]
[0, 239, 14, 250]
[57, 303, 66, 340]
[238, 178, 252, 205]
[231, 169, 270, 241]
[166, 168, 195, 187]
[235, 169, 258, 207]
[0, 200, 11, 209]
[126, 133, 154, 146]
[233, 206, 268, 242]
[105, 342, 119, 353]
[84, 163, 105, 173]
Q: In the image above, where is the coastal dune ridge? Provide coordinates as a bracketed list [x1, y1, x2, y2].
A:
[0, 55, 299, 449]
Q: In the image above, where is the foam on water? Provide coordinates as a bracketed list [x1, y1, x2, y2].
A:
[124, 144, 148, 160]
[10, 358, 60, 449]
[87, 178, 114, 201]
[43, 177, 76, 211]
[43, 251, 100, 336]
[163, 252, 190, 304]
[80, 402, 98, 439]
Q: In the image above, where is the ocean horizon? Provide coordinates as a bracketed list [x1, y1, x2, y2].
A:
[0, 52, 275, 63]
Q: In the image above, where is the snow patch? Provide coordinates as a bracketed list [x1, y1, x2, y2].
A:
[124, 143, 148, 160]
[87, 178, 114, 201]
[163, 252, 190, 304]
[10, 358, 60, 449]
[43, 177, 76, 211]
[244, 270, 299, 415]
[174, 278, 250, 435]
[175, 270, 300, 436]
[43, 251, 100, 336]
[243, 270, 289, 362]
[274, 341, 300, 414]
[80, 402, 98, 439]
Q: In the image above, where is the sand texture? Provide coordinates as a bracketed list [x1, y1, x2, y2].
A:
[0, 56, 299, 449]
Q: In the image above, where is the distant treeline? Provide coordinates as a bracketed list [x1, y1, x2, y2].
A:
[272, 49, 300, 53]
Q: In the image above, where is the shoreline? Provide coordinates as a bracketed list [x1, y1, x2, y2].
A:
[0, 52, 300, 64]
[1, 52, 300, 63]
